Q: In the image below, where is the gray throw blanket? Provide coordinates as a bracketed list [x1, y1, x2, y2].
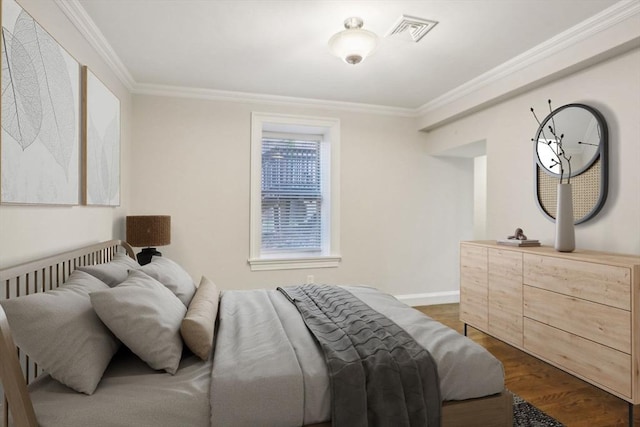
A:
[278, 284, 441, 427]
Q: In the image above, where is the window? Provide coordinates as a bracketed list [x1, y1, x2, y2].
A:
[249, 113, 341, 271]
[261, 135, 322, 252]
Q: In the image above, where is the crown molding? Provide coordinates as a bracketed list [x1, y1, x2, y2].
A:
[416, 0, 640, 116]
[133, 83, 418, 117]
[57, 0, 637, 119]
[55, 0, 416, 117]
[54, 0, 136, 90]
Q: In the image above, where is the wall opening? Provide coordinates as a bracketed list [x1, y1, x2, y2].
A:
[434, 140, 487, 240]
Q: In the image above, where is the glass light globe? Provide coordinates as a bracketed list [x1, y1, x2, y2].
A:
[328, 17, 378, 65]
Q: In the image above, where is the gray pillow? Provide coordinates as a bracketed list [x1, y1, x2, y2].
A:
[0, 270, 119, 394]
[139, 257, 196, 306]
[78, 253, 140, 287]
[90, 270, 187, 374]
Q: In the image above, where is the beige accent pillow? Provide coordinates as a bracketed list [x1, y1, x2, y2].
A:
[90, 270, 187, 374]
[180, 276, 220, 360]
[0, 270, 119, 394]
[77, 253, 140, 287]
[139, 257, 196, 306]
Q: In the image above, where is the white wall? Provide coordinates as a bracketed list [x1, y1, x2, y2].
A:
[473, 156, 487, 240]
[4, 2, 635, 301]
[0, 0, 133, 267]
[423, 48, 640, 255]
[130, 95, 473, 298]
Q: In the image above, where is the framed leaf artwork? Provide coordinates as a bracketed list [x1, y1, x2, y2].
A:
[82, 66, 120, 206]
[1, 0, 81, 205]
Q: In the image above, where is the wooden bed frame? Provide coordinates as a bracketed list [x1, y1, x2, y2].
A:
[0, 240, 512, 427]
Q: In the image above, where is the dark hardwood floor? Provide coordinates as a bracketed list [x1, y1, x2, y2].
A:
[416, 303, 636, 427]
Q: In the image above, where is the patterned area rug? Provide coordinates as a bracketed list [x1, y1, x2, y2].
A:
[513, 393, 564, 427]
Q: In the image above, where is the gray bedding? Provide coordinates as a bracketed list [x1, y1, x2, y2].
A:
[26, 349, 212, 427]
[210, 285, 504, 426]
[26, 285, 503, 427]
[278, 284, 441, 427]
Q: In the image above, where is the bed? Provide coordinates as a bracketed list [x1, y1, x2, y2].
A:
[0, 240, 512, 427]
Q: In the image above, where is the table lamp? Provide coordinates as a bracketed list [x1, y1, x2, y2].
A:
[126, 215, 171, 265]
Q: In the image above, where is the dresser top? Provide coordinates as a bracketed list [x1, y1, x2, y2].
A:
[462, 240, 640, 267]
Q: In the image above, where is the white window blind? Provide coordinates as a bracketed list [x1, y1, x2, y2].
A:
[261, 136, 322, 252]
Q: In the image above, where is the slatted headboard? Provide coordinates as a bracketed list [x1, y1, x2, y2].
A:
[0, 240, 135, 427]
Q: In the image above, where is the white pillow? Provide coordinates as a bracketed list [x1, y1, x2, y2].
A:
[90, 270, 187, 374]
[139, 256, 196, 306]
[0, 270, 119, 394]
[77, 253, 140, 287]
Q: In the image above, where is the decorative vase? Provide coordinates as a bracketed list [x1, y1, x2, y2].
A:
[555, 183, 575, 252]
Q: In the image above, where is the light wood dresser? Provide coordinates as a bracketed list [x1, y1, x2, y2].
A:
[459, 240, 640, 409]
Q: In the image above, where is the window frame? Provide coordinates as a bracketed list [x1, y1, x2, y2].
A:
[249, 112, 341, 271]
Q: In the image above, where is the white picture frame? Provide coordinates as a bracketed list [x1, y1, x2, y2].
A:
[1, 0, 80, 205]
[82, 66, 120, 206]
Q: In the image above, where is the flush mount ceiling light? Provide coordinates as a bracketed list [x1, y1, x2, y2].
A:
[328, 17, 379, 65]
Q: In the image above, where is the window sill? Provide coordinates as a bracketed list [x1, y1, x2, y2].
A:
[248, 255, 341, 271]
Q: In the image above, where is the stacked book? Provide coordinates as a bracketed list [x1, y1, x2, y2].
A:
[496, 238, 541, 247]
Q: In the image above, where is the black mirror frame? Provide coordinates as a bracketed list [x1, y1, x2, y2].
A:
[533, 103, 608, 225]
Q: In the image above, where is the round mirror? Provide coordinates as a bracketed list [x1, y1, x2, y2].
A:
[535, 104, 604, 177]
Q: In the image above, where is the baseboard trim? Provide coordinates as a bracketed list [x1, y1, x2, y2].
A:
[395, 291, 460, 307]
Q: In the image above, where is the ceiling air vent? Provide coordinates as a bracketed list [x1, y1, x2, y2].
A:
[386, 15, 438, 43]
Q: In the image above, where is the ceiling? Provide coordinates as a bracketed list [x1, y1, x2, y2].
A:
[75, 0, 620, 109]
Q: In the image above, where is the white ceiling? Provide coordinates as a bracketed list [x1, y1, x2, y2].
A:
[75, 0, 620, 109]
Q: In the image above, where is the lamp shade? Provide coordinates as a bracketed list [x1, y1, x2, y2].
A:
[126, 215, 171, 247]
[328, 17, 378, 65]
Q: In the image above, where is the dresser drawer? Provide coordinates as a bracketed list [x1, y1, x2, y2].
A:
[461, 245, 488, 288]
[488, 248, 523, 347]
[523, 254, 631, 310]
[524, 318, 631, 398]
[460, 244, 488, 331]
[524, 285, 630, 353]
[489, 249, 522, 316]
[489, 309, 522, 348]
[460, 286, 488, 331]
